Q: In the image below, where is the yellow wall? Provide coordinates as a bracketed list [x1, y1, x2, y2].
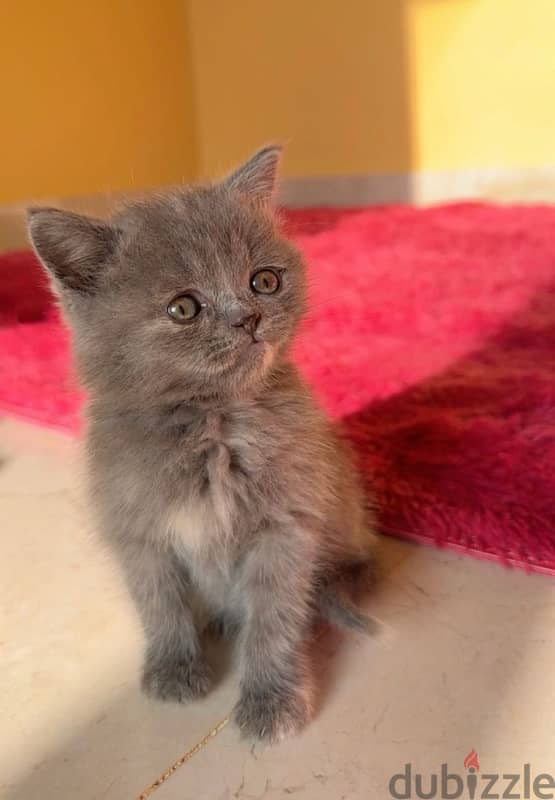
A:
[189, 0, 555, 178]
[1, 1, 196, 204]
[407, 0, 555, 172]
[188, 0, 411, 179]
[2, 0, 555, 204]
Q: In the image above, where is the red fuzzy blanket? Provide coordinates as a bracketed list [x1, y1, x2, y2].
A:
[1, 203, 554, 575]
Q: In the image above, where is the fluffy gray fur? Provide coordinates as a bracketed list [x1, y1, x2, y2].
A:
[28, 146, 375, 743]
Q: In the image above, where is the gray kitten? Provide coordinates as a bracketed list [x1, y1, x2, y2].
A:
[28, 146, 375, 743]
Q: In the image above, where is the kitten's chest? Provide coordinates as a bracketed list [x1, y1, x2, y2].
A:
[167, 409, 260, 560]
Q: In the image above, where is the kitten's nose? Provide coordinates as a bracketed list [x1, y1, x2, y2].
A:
[230, 310, 261, 339]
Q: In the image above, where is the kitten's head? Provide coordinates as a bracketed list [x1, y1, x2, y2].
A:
[28, 146, 306, 407]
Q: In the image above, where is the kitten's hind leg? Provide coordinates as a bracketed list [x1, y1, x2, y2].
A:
[111, 537, 212, 703]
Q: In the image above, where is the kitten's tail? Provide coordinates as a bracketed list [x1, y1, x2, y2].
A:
[318, 589, 374, 634]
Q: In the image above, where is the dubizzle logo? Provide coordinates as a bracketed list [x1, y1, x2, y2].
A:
[388, 749, 555, 799]
[464, 749, 480, 772]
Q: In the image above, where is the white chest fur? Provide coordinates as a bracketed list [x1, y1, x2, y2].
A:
[169, 494, 221, 557]
[167, 443, 240, 614]
[167, 412, 239, 560]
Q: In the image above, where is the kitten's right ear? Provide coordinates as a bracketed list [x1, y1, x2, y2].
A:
[27, 207, 118, 296]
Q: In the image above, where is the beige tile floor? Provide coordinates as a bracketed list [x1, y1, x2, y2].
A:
[1, 415, 554, 800]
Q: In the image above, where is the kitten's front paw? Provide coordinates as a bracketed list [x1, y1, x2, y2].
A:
[234, 685, 312, 743]
[142, 658, 212, 703]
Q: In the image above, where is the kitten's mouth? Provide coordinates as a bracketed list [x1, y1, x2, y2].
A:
[242, 329, 262, 344]
[242, 338, 265, 355]
[237, 328, 264, 347]
[237, 337, 272, 366]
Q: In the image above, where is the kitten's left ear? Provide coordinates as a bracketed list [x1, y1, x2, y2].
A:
[225, 144, 282, 204]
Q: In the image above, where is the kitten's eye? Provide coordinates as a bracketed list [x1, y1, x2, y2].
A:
[250, 268, 281, 295]
[167, 294, 202, 323]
